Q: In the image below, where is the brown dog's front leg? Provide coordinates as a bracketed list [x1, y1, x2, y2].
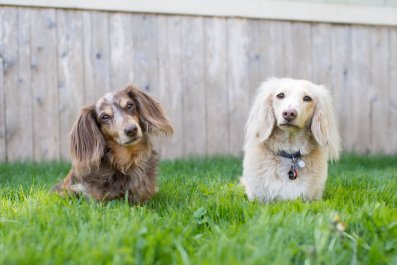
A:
[51, 170, 83, 197]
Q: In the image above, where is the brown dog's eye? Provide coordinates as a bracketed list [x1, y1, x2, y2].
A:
[276, 93, 285, 99]
[127, 103, 134, 111]
[100, 114, 111, 122]
[303, 96, 312, 102]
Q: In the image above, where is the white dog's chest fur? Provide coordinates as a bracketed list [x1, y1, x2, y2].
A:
[253, 157, 311, 201]
[241, 144, 328, 202]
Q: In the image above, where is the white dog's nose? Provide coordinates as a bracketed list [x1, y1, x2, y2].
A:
[282, 109, 297, 122]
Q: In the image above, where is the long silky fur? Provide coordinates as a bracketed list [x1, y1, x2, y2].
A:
[126, 85, 174, 136]
[69, 105, 106, 176]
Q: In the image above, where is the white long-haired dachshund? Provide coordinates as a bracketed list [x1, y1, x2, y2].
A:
[240, 78, 341, 202]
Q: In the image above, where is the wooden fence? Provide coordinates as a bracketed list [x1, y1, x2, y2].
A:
[0, 6, 396, 161]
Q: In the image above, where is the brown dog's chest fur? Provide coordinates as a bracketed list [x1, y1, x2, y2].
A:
[62, 137, 159, 203]
[106, 137, 151, 172]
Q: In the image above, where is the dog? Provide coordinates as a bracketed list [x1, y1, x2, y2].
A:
[240, 78, 341, 202]
[53, 84, 174, 203]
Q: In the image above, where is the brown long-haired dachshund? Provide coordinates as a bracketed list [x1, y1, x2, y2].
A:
[53, 84, 174, 203]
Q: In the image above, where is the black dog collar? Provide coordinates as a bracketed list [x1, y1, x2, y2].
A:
[277, 150, 305, 180]
[277, 150, 301, 160]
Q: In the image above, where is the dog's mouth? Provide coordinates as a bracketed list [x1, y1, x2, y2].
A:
[119, 137, 142, 146]
[279, 123, 300, 129]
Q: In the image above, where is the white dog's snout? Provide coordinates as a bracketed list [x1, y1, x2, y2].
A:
[282, 108, 298, 122]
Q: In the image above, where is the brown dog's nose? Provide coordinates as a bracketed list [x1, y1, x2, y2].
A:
[124, 125, 138, 137]
[282, 109, 297, 122]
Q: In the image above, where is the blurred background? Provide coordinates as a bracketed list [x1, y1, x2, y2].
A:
[0, 0, 396, 162]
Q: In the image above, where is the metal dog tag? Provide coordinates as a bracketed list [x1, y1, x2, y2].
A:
[288, 166, 298, 180]
[296, 159, 305, 168]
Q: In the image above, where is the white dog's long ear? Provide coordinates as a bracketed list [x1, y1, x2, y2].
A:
[245, 82, 275, 144]
[311, 86, 342, 161]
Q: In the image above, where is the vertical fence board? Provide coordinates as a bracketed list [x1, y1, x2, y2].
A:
[282, 22, 293, 77]
[249, 20, 272, 103]
[181, 16, 206, 156]
[2, 9, 18, 161]
[1, 8, 17, 162]
[370, 27, 389, 153]
[3, 8, 34, 161]
[351, 26, 371, 153]
[109, 12, 134, 90]
[254, 20, 272, 84]
[0, 57, 4, 161]
[286, 22, 312, 80]
[132, 15, 158, 96]
[311, 23, 333, 88]
[331, 25, 353, 151]
[227, 18, 250, 156]
[157, 16, 183, 159]
[269, 21, 287, 78]
[83, 11, 110, 104]
[390, 28, 397, 153]
[0, 9, 4, 161]
[31, 9, 59, 160]
[204, 17, 229, 155]
[16, 9, 33, 160]
[57, 10, 85, 160]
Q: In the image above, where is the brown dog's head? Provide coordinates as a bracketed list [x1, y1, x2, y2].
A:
[69, 84, 174, 175]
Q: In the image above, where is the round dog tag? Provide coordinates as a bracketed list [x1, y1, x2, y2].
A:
[297, 159, 305, 168]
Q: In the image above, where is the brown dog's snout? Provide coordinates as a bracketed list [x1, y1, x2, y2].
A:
[282, 109, 297, 122]
[124, 125, 138, 137]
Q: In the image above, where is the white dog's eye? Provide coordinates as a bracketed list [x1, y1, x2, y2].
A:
[303, 96, 312, 102]
[276, 93, 285, 99]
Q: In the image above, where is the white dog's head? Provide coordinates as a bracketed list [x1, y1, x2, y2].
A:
[246, 78, 341, 161]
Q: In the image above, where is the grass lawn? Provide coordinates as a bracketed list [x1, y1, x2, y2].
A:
[0, 154, 396, 265]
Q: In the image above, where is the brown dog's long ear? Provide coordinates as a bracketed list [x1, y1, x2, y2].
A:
[245, 80, 276, 144]
[69, 105, 106, 176]
[310, 85, 342, 161]
[126, 84, 174, 136]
